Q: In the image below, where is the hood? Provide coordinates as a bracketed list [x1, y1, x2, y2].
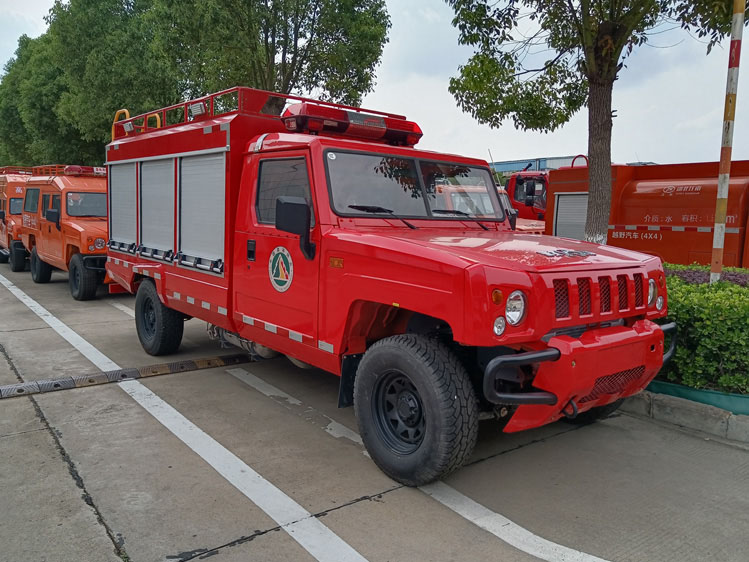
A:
[344, 228, 657, 273]
[67, 218, 108, 239]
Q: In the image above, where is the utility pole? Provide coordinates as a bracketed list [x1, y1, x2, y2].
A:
[711, 0, 745, 283]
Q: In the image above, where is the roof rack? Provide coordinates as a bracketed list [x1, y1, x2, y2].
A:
[111, 86, 409, 141]
[0, 166, 33, 175]
[32, 165, 106, 177]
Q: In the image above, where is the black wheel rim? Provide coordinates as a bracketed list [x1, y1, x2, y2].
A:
[71, 264, 80, 292]
[372, 371, 425, 454]
[142, 297, 157, 340]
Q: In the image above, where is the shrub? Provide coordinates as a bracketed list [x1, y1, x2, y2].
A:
[664, 263, 749, 287]
[661, 274, 749, 394]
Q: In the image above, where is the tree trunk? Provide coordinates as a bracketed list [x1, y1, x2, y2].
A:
[585, 79, 614, 245]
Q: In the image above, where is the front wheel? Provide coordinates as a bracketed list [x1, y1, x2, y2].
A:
[69, 254, 98, 300]
[9, 242, 26, 272]
[354, 334, 478, 486]
[135, 279, 184, 355]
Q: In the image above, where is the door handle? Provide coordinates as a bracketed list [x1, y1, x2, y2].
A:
[247, 240, 256, 261]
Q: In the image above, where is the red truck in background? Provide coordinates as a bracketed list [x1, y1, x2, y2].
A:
[505, 170, 548, 220]
[106, 87, 674, 485]
[545, 160, 749, 267]
[0, 167, 32, 269]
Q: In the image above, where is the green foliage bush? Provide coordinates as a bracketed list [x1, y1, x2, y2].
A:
[661, 274, 749, 394]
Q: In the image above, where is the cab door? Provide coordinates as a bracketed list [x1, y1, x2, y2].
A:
[234, 153, 320, 346]
[46, 194, 63, 264]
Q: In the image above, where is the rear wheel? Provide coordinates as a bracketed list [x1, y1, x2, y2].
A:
[9, 242, 26, 272]
[135, 279, 184, 355]
[69, 254, 98, 300]
[354, 334, 478, 486]
[30, 247, 52, 283]
[563, 399, 624, 425]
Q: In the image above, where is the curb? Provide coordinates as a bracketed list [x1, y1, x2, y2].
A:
[621, 390, 749, 444]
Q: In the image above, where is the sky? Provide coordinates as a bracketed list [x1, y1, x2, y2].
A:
[0, 0, 747, 166]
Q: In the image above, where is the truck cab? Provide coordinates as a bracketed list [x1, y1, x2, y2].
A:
[20, 165, 109, 299]
[0, 167, 32, 269]
[506, 170, 547, 220]
[106, 87, 674, 486]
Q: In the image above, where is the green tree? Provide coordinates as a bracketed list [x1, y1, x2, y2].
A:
[151, 0, 391, 107]
[0, 34, 101, 165]
[446, 1, 747, 243]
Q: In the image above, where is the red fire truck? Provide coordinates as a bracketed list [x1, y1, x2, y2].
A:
[545, 160, 749, 267]
[106, 87, 674, 485]
[505, 170, 548, 220]
[0, 167, 32, 268]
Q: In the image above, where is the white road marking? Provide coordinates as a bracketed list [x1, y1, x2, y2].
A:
[0, 273, 368, 562]
[231, 366, 610, 562]
[106, 299, 135, 318]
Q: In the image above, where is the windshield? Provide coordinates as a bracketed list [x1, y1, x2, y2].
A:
[9, 198, 22, 215]
[66, 192, 107, 217]
[326, 151, 504, 221]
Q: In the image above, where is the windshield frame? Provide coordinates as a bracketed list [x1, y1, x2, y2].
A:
[65, 191, 107, 218]
[323, 148, 506, 223]
[9, 198, 23, 215]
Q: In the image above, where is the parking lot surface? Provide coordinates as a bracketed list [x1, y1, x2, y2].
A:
[1, 267, 747, 562]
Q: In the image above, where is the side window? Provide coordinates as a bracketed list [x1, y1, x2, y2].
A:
[24, 188, 39, 213]
[0, 200, 4, 211]
[51, 195, 61, 213]
[42, 194, 51, 218]
[256, 158, 314, 226]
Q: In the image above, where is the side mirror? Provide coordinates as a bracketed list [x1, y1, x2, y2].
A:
[275, 196, 315, 260]
[0, 210, 5, 222]
[46, 208, 61, 230]
[507, 208, 518, 231]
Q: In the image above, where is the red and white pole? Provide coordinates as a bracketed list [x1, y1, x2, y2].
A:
[711, 0, 746, 283]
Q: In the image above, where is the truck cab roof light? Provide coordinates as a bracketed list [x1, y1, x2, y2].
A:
[281, 103, 423, 147]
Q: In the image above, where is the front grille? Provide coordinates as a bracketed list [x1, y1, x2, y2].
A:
[554, 279, 569, 318]
[599, 277, 611, 312]
[578, 278, 592, 316]
[634, 273, 644, 307]
[617, 275, 629, 311]
[579, 366, 646, 403]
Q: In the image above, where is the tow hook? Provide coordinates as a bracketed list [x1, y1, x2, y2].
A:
[561, 398, 578, 419]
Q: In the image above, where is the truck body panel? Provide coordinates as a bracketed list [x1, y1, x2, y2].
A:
[0, 170, 31, 256]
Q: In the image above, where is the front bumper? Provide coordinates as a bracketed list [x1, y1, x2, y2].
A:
[483, 320, 676, 432]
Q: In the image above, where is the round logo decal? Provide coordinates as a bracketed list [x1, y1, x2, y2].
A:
[269, 246, 294, 292]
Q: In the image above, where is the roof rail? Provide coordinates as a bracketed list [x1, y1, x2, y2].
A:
[0, 166, 33, 175]
[32, 165, 106, 177]
[111, 86, 408, 141]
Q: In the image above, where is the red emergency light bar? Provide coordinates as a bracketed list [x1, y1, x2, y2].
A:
[31, 165, 107, 177]
[281, 103, 423, 147]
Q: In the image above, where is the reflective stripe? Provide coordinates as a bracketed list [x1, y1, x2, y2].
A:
[218, 306, 227, 316]
[289, 331, 303, 342]
[265, 323, 277, 334]
[186, 296, 195, 304]
[242, 315, 254, 326]
[201, 301, 211, 310]
[173, 292, 180, 300]
[154, 272, 161, 280]
[318, 341, 334, 353]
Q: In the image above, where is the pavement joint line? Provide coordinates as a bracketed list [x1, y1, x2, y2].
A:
[464, 425, 584, 468]
[170, 485, 403, 562]
[0, 342, 131, 562]
[0, 272, 369, 562]
[228, 366, 611, 562]
[105, 299, 136, 318]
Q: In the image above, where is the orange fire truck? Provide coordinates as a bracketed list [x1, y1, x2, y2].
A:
[544, 160, 749, 267]
[19, 165, 110, 299]
[0, 167, 32, 269]
[106, 87, 674, 485]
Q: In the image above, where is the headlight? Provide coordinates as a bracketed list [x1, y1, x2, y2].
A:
[493, 316, 506, 336]
[505, 290, 526, 325]
[656, 296, 664, 311]
[94, 238, 106, 250]
[648, 279, 657, 306]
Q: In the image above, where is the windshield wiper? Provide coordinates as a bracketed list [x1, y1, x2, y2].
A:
[431, 209, 490, 230]
[348, 205, 417, 229]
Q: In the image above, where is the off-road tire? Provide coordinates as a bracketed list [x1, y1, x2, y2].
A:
[30, 247, 52, 283]
[135, 279, 184, 356]
[68, 253, 98, 300]
[354, 334, 478, 486]
[563, 399, 624, 425]
[9, 242, 26, 272]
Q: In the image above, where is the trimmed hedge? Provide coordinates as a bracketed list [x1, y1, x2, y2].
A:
[660, 265, 749, 394]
